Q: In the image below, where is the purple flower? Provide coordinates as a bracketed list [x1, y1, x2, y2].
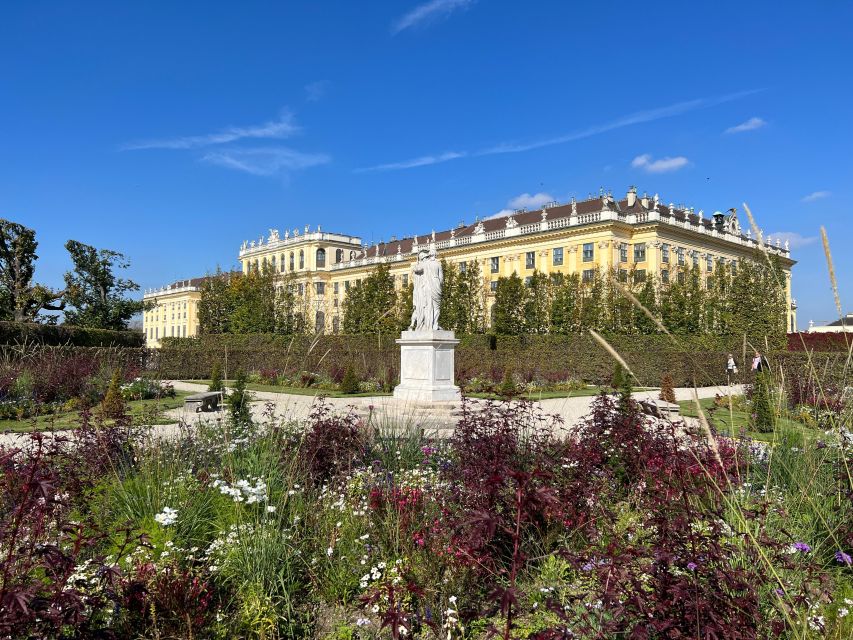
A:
[686, 562, 698, 571]
[581, 562, 594, 571]
[792, 542, 811, 553]
[835, 550, 852, 566]
[774, 588, 785, 596]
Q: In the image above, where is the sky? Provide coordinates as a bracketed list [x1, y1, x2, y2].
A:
[1, 0, 851, 329]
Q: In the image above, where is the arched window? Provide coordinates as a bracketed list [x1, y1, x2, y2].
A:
[271, 255, 276, 270]
[349, 250, 356, 260]
[332, 316, 340, 333]
[280, 253, 285, 272]
[335, 248, 344, 263]
[299, 250, 305, 269]
[316, 248, 326, 268]
[315, 310, 325, 333]
[289, 252, 295, 271]
[253, 259, 259, 272]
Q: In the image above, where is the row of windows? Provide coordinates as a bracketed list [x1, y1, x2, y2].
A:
[251, 247, 367, 274]
[146, 325, 188, 339]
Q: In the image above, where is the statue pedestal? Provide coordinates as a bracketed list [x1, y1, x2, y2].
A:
[393, 330, 461, 402]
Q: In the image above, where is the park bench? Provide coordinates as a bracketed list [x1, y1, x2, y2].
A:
[184, 391, 222, 413]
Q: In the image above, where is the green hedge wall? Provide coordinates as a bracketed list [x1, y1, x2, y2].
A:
[0, 321, 144, 347]
[153, 333, 767, 387]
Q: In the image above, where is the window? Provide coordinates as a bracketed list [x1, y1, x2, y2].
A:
[524, 276, 532, 286]
[315, 311, 325, 333]
[661, 269, 670, 284]
[706, 276, 713, 290]
[335, 248, 343, 263]
[582, 269, 595, 282]
[345, 281, 350, 291]
[490, 257, 499, 273]
[677, 248, 685, 266]
[618, 269, 628, 282]
[731, 261, 738, 274]
[402, 274, 408, 288]
[525, 251, 535, 269]
[316, 248, 326, 268]
[334, 282, 339, 295]
[334, 298, 338, 307]
[299, 250, 304, 269]
[619, 243, 628, 263]
[316, 282, 325, 295]
[583, 243, 594, 262]
[155, 327, 158, 339]
[634, 243, 646, 262]
[692, 253, 699, 268]
[490, 280, 498, 292]
[677, 271, 686, 284]
[634, 269, 646, 283]
[552, 247, 563, 266]
[281, 253, 286, 272]
[289, 252, 295, 270]
[271, 255, 276, 270]
[459, 261, 467, 274]
[332, 317, 340, 333]
[662, 244, 670, 263]
[298, 283, 304, 295]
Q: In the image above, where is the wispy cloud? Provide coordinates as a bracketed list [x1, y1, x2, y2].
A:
[801, 190, 831, 202]
[123, 112, 298, 150]
[724, 116, 767, 134]
[391, 0, 475, 35]
[304, 80, 328, 102]
[200, 147, 330, 177]
[357, 89, 761, 171]
[356, 151, 466, 172]
[767, 231, 817, 249]
[631, 154, 690, 173]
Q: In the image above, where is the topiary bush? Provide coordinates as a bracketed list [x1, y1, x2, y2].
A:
[339, 366, 360, 395]
[659, 372, 676, 403]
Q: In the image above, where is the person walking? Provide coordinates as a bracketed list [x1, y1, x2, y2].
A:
[751, 350, 769, 373]
[726, 353, 738, 385]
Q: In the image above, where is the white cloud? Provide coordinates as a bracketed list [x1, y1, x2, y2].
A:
[631, 154, 690, 173]
[767, 231, 817, 249]
[508, 192, 554, 209]
[304, 80, 328, 102]
[724, 116, 767, 134]
[801, 190, 831, 202]
[200, 147, 330, 177]
[123, 111, 298, 150]
[485, 208, 514, 220]
[355, 151, 466, 172]
[391, 0, 474, 35]
[357, 89, 760, 171]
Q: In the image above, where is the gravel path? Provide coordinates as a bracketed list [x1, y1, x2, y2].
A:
[0, 382, 742, 447]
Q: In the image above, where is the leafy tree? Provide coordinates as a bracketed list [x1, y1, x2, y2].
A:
[197, 268, 235, 335]
[208, 361, 223, 392]
[580, 269, 604, 330]
[0, 219, 64, 322]
[227, 369, 252, 425]
[341, 263, 399, 335]
[339, 366, 360, 394]
[550, 272, 581, 334]
[63, 240, 142, 330]
[491, 273, 526, 336]
[440, 260, 485, 334]
[229, 266, 278, 334]
[522, 270, 550, 334]
[750, 372, 775, 432]
[633, 273, 659, 334]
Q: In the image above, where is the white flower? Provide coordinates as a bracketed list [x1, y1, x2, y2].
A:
[356, 618, 370, 626]
[448, 596, 457, 604]
[838, 607, 848, 618]
[360, 534, 369, 540]
[266, 505, 276, 513]
[154, 507, 178, 526]
[327, 547, 334, 557]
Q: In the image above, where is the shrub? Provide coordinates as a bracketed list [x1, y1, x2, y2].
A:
[298, 403, 368, 484]
[100, 369, 126, 419]
[208, 361, 223, 392]
[339, 366, 360, 394]
[227, 369, 252, 425]
[659, 372, 676, 403]
[498, 367, 517, 397]
[750, 372, 775, 432]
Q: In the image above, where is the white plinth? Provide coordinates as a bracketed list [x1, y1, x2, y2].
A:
[393, 330, 462, 402]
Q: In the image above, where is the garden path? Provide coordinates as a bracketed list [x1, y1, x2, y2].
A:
[0, 382, 743, 447]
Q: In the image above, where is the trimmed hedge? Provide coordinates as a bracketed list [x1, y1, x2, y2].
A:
[787, 331, 852, 352]
[0, 321, 144, 348]
[155, 334, 757, 387]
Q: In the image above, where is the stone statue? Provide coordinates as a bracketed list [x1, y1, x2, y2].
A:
[409, 245, 443, 331]
[268, 228, 280, 242]
[571, 198, 577, 215]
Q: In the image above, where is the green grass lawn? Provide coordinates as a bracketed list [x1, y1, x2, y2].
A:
[182, 380, 391, 398]
[678, 396, 818, 444]
[0, 391, 192, 433]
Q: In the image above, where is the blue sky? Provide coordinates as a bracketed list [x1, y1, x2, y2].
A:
[1, 0, 851, 328]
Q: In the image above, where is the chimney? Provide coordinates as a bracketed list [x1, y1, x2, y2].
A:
[640, 192, 649, 209]
[626, 186, 637, 207]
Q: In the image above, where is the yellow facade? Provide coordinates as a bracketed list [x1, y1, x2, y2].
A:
[142, 280, 202, 348]
[142, 189, 797, 346]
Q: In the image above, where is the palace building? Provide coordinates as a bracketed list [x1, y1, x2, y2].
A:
[142, 187, 796, 347]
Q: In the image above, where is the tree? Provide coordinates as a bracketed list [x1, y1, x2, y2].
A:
[229, 266, 278, 334]
[0, 219, 64, 322]
[550, 273, 581, 334]
[341, 263, 399, 335]
[522, 271, 550, 334]
[197, 269, 235, 335]
[63, 240, 142, 330]
[491, 273, 526, 336]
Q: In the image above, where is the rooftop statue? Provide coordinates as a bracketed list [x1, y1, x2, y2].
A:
[409, 244, 443, 331]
